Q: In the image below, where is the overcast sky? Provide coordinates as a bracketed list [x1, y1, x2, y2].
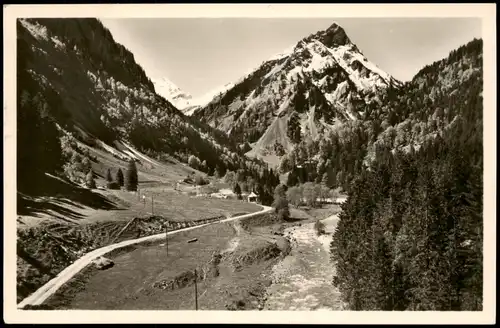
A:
[100, 18, 482, 98]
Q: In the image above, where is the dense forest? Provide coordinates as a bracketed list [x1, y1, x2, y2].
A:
[327, 39, 483, 310]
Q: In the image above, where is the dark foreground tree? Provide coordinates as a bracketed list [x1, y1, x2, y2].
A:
[125, 160, 138, 191]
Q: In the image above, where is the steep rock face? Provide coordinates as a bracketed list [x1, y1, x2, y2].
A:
[193, 22, 402, 158]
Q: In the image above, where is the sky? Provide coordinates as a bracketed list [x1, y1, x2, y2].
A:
[100, 18, 482, 98]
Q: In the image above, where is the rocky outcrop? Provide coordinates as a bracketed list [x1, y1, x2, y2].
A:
[92, 257, 114, 270]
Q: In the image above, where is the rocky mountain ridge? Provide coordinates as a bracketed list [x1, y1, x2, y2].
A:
[193, 22, 402, 160]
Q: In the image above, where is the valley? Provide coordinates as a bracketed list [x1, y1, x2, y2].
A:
[24, 203, 345, 311]
[14, 17, 484, 313]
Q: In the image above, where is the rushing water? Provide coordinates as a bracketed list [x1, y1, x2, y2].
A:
[263, 215, 345, 311]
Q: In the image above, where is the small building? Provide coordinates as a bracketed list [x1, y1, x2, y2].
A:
[247, 192, 258, 203]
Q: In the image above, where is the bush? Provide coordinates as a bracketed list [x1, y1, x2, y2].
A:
[286, 185, 303, 208]
[195, 175, 208, 186]
[188, 155, 201, 169]
[107, 181, 120, 190]
[314, 220, 326, 236]
[277, 207, 290, 221]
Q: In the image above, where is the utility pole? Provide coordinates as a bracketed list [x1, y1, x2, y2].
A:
[194, 269, 198, 310]
[151, 195, 154, 215]
[165, 222, 169, 256]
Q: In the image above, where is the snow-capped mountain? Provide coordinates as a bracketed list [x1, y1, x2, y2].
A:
[152, 77, 235, 116]
[151, 77, 194, 113]
[193, 22, 402, 158]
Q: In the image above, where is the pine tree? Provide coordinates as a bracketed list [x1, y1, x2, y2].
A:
[286, 169, 299, 187]
[106, 168, 113, 182]
[273, 184, 290, 221]
[85, 170, 96, 189]
[233, 183, 242, 199]
[116, 168, 124, 186]
[125, 160, 138, 191]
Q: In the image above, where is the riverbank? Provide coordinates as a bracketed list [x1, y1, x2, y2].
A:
[261, 211, 345, 310]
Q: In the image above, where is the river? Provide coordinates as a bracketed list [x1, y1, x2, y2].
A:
[263, 214, 346, 311]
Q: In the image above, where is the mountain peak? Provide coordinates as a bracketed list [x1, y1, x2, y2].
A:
[151, 77, 193, 111]
[194, 19, 403, 157]
[312, 21, 351, 48]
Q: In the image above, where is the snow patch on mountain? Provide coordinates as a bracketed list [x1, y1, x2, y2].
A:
[195, 21, 403, 161]
[152, 77, 193, 112]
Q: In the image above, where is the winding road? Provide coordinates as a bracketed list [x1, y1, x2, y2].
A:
[17, 205, 273, 309]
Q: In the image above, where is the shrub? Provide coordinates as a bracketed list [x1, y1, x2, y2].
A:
[195, 175, 208, 186]
[188, 155, 201, 169]
[277, 207, 290, 221]
[286, 186, 303, 208]
[314, 220, 326, 236]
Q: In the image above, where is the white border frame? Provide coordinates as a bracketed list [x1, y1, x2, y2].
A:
[3, 3, 496, 324]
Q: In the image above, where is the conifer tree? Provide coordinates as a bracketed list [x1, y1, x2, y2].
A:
[106, 168, 113, 182]
[233, 183, 242, 199]
[272, 184, 290, 220]
[85, 170, 96, 189]
[116, 168, 124, 186]
[125, 160, 138, 191]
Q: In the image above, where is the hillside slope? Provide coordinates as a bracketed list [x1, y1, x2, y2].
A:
[17, 18, 272, 197]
